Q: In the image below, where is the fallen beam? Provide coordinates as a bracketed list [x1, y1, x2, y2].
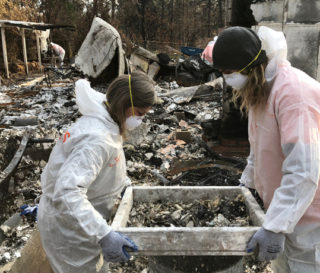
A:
[168, 161, 242, 176]
[0, 132, 29, 187]
[0, 20, 75, 31]
[19, 76, 45, 88]
[133, 46, 159, 63]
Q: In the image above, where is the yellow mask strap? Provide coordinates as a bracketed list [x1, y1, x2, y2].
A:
[238, 49, 262, 73]
[129, 74, 135, 116]
[105, 101, 110, 107]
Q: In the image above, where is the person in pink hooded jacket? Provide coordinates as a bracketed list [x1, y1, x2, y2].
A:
[50, 42, 65, 65]
[212, 26, 320, 273]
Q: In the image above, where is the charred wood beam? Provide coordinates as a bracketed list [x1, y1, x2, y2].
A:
[28, 138, 54, 144]
[169, 171, 191, 185]
[168, 162, 242, 176]
[0, 20, 75, 31]
[0, 132, 29, 188]
[195, 136, 246, 169]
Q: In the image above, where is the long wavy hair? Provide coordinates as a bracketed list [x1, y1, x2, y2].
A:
[232, 62, 269, 115]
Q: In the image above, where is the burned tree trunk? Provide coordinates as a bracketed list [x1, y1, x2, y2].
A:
[230, 0, 256, 27]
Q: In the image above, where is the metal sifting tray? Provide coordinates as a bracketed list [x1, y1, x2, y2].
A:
[111, 186, 265, 256]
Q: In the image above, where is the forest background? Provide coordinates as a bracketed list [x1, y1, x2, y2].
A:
[0, 0, 230, 65]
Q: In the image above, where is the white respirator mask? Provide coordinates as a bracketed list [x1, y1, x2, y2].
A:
[125, 115, 144, 131]
[223, 72, 248, 90]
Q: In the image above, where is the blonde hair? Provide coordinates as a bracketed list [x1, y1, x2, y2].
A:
[232, 63, 269, 115]
[105, 71, 155, 136]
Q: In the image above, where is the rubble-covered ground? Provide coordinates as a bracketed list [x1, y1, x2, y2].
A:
[0, 68, 272, 272]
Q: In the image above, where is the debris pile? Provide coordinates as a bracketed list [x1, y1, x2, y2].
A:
[0, 41, 270, 272]
[0, 79, 80, 131]
[128, 195, 249, 228]
[123, 77, 247, 189]
[0, 73, 82, 267]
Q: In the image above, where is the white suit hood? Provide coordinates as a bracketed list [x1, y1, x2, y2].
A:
[75, 79, 119, 134]
[257, 26, 287, 82]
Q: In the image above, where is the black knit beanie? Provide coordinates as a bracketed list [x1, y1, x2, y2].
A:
[212, 26, 267, 71]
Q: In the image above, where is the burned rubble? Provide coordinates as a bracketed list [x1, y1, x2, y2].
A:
[124, 77, 248, 189]
[128, 195, 249, 228]
[0, 49, 270, 272]
[0, 71, 81, 267]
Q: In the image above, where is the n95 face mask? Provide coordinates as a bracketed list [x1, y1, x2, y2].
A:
[223, 72, 248, 90]
[125, 116, 143, 130]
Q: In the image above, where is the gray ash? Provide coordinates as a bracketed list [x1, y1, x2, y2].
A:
[127, 194, 250, 228]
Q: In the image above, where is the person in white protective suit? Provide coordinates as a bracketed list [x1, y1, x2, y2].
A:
[37, 71, 155, 273]
[50, 42, 65, 65]
[212, 26, 320, 273]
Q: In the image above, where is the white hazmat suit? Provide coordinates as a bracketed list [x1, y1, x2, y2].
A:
[38, 79, 128, 273]
[240, 26, 320, 272]
[50, 42, 65, 62]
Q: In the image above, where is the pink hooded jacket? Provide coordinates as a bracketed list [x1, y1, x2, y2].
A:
[243, 60, 320, 233]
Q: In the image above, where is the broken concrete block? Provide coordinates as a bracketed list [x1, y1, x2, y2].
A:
[130, 53, 149, 73]
[125, 123, 149, 146]
[287, 0, 320, 23]
[147, 62, 160, 79]
[284, 24, 320, 79]
[251, 1, 284, 23]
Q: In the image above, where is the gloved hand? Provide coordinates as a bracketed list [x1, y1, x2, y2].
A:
[247, 227, 285, 261]
[100, 230, 138, 263]
[20, 204, 38, 220]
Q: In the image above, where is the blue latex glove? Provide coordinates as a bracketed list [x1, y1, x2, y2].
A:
[100, 230, 138, 263]
[247, 227, 285, 261]
[20, 204, 38, 220]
